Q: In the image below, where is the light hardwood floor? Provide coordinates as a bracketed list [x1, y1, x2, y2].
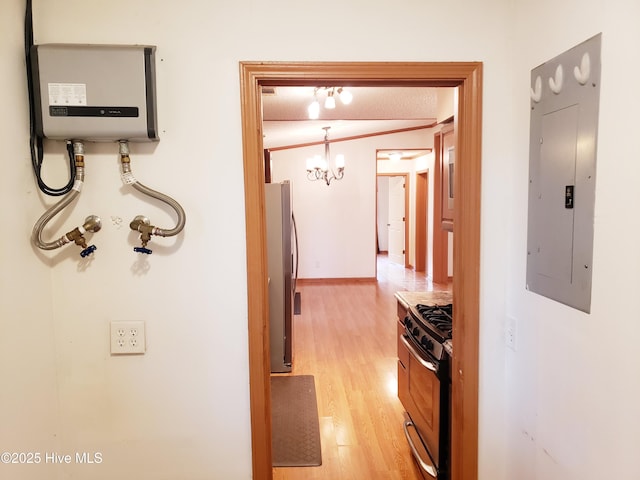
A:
[273, 255, 451, 480]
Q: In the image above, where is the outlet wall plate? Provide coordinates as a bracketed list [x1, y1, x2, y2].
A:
[110, 321, 146, 355]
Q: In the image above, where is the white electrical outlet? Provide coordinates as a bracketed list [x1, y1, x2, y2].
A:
[110, 321, 146, 355]
[505, 316, 517, 351]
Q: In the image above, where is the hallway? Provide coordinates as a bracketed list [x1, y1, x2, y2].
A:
[273, 255, 451, 479]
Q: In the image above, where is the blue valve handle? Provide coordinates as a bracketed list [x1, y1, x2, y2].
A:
[80, 245, 97, 257]
[134, 246, 153, 255]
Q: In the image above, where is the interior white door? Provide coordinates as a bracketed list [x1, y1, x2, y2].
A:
[388, 176, 405, 265]
[377, 177, 390, 252]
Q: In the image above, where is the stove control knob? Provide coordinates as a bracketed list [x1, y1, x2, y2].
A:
[421, 336, 433, 350]
[404, 318, 412, 329]
[412, 327, 419, 337]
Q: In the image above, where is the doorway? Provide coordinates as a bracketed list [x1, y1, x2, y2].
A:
[240, 62, 482, 480]
[377, 173, 410, 268]
[415, 170, 429, 273]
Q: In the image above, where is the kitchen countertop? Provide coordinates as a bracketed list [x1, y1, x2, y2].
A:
[394, 290, 453, 309]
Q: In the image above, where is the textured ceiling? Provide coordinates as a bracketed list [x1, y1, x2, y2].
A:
[262, 86, 442, 149]
[262, 86, 438, 121]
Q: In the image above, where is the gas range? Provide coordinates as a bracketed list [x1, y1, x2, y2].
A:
[398, 300, 454, 479]
[404, 303, 453, 366]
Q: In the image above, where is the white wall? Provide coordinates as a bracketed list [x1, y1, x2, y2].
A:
[0, 0, 563, 479]
[505, 1, 640, 479]
[0, 3, 61, 473]
[3, 1, 253, 479]
[270, 128, 431, 279]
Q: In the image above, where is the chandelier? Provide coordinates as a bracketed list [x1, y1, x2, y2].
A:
[306, 127, 345, 186]
[307, 87, 353, 119]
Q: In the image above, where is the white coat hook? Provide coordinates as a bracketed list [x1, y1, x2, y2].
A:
[574, 52, 591, 85]
[549, 64, 564, 94]
[530, 75, 542, 103]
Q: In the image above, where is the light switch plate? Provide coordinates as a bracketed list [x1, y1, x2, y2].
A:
[110, 321, 146, 355]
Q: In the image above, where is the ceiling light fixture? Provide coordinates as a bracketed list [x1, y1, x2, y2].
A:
[306, 126, 345, 186]
[388, 152, 403, 162]
[307, 87, 353, 119]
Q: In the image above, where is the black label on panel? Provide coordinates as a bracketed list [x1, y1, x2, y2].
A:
[49, 106, 139, 117]
[49, 106, 68, 117]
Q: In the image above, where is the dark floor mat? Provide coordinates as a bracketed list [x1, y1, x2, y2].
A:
[294, 291, 301, 315]
[271, 375, 322, 467]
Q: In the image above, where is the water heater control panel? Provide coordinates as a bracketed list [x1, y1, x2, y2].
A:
[30, 44, 158, 142]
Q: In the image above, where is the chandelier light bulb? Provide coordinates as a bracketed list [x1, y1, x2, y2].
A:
[338, 88, 353, 105]
[335, 154, 345, 169]
[308, 100, 320, 119]
[324, 91, 336, 109]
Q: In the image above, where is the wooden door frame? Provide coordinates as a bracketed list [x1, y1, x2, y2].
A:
[415, 169, 428, 273]
[433, 130, 450, 283]
[239, 61, 482, 480]
[376, 172, 410, 268]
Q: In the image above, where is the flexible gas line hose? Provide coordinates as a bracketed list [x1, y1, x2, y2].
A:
[31, 142, 100, 252]
[31, 174, 83, 250]
[128, 180, 186, 237]
[119, 141, 186, 238]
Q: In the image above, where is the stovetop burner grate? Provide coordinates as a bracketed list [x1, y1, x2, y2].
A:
[416, 303, 452, 318]
[413, 303, 453, 341]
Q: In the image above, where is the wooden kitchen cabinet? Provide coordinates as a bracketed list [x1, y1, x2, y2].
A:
[397, 300, 409, 368]
[397, 300, 409, 424]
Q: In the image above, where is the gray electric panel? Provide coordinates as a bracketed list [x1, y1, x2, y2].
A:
[526, 34, 601, 313]
[30, 44, 158, 142]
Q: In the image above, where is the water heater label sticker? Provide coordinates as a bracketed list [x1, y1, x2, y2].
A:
[48, 83, 87, 106]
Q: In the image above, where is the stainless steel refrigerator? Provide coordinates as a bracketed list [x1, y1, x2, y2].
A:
[265, 180, 296, 373]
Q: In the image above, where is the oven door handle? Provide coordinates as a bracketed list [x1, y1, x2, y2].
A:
[403, 418, 438, 478]
[401, 335, 437, 372]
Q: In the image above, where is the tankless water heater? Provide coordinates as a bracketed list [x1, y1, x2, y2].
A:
[30, 44, 158, 142]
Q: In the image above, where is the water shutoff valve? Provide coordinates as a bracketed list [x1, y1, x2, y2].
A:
[67, 215, 101, 257]
[130, 215, 154, 254]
